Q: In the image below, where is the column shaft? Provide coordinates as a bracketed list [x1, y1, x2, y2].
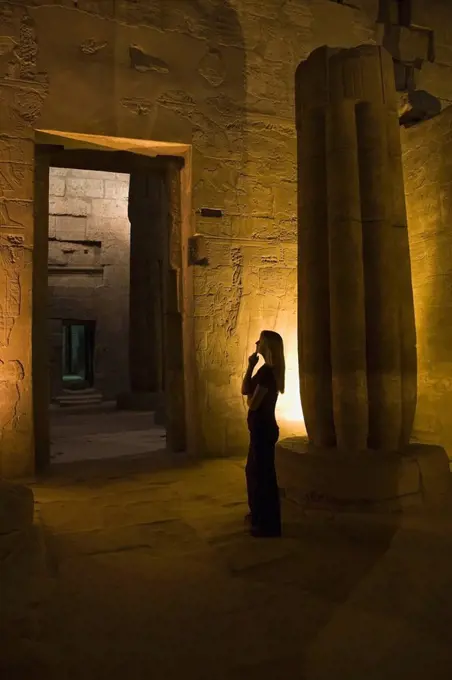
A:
[327, 99, 368, 451]
[33, 148, 51, 471]
[356, 102, 402, 450]
[387, 114, 417, 446]
[128, 171, 164, 395]
[297, 107, 335, 446]
[0, 126, 35, 477]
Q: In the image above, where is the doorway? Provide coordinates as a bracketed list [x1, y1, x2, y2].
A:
[33, 136, 190, 471]
[62, 320, 95, 389]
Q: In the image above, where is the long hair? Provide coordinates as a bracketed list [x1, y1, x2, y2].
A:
[261, 330, 285, 394]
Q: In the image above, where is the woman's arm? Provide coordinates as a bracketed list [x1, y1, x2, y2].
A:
[241, 365, 254, 395]
[241, 352, 259, 395]
[247, 385, 268, 411]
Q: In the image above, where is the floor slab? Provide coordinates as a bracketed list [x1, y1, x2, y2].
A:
[4, 454, 452, 679]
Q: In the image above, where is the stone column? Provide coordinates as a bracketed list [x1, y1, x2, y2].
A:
[0, 80, 46, 478]
[33, 147, 50, 471]
[296, 59, 335, 446]
[118, 169, 165, 411]
[295, 44, 417, 453]
[276, 44, 449, 512]
[327, 97, 368, 451]
[387, 110, 417, 447]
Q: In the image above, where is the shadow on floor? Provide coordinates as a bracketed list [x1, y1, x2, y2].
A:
[7, 454, 421, 679]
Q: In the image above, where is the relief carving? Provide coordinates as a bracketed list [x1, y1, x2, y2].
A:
[198, 47, 226, 87]
[15, 14, 37, 80]
[0, 236, 24, 347]
[129, 45, 169, 74]
[0, 136, 27, 163]
[0, 161, 31, 199]
[0, 359, 24, 434]
[13, 89, 46, 124]
[80, 39, 108, 55]
[4, 11, 41, 82]
[0, 36, 18, 78]
[121, 97, 155, 116]
[0, 199, 30, 232]
[226, 246, 243, 337]
[158, 90, 197, 114]
[166, 164, 182, 270]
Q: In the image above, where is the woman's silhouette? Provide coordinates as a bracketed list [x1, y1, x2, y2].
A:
[241, 330, 285, 537]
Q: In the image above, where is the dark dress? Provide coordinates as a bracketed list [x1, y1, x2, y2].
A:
[245, 364, 281, 536]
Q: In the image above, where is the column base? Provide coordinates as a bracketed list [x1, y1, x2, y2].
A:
[276, 437, 451, 513]
[116, 391, 163, 412]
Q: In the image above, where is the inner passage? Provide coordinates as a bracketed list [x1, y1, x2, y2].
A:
[47, 166, 166, 464]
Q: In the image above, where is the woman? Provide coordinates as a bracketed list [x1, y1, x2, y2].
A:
[241, 330, 285, 538]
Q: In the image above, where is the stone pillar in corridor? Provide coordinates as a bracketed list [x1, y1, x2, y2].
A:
[0, 83, 47, 476]
[118, 169, 165, 411]
[295, 45, 417, 453]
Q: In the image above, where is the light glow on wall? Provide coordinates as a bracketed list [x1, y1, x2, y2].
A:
[276, 330, 306, 434]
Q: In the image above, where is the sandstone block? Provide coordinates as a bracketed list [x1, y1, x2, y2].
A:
[276, 437, 451, 512]
[66, 177, 104, 199]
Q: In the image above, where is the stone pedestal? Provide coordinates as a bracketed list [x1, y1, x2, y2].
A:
[276, 437, 451, 512]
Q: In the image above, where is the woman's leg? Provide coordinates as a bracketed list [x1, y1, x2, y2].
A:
[250, 433, 281, 536]
[245, 441, 258, 523]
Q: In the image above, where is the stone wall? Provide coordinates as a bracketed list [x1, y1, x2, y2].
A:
[48, 168, 130, 400]
[3, 0, 452, 472]
[402, 105, 452, 455]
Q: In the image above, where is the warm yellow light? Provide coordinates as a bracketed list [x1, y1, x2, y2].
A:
[276, 332, 306, 435]
[277, 363, 304, 423]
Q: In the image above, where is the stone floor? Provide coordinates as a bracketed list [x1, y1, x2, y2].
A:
[50, 405, 166, 464]
[3, 452, 452, 679]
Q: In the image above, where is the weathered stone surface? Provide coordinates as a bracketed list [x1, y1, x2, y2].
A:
[2, 0, 452, 474]
[80, 38, 107, 55]
[296, 45, 416, 453]
[7, 453, 451, 679]
[198, 47, 226, 86]
[129, 45, 169, 74]
[0, 237, 26, 348]
[276, 437, 451, 512]
[402, 105, 452, 458]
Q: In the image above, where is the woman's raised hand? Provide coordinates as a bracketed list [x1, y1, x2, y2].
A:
[248, 352, 259, 369]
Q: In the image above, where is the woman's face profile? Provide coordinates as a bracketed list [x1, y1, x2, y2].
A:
[256, 333, 264, 356]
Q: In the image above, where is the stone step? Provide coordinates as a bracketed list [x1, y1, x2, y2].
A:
[55, 389, 103, 407]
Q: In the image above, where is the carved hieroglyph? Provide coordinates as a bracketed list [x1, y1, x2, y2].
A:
[296, 45, 417, 452]
[0, 358, 24, 435]
[0, 234, 24, 348]
[0, 7, 47, 476]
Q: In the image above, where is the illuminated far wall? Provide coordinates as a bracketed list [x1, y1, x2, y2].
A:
[47, 167, 131, 400]
[402, 105, 452, 456]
